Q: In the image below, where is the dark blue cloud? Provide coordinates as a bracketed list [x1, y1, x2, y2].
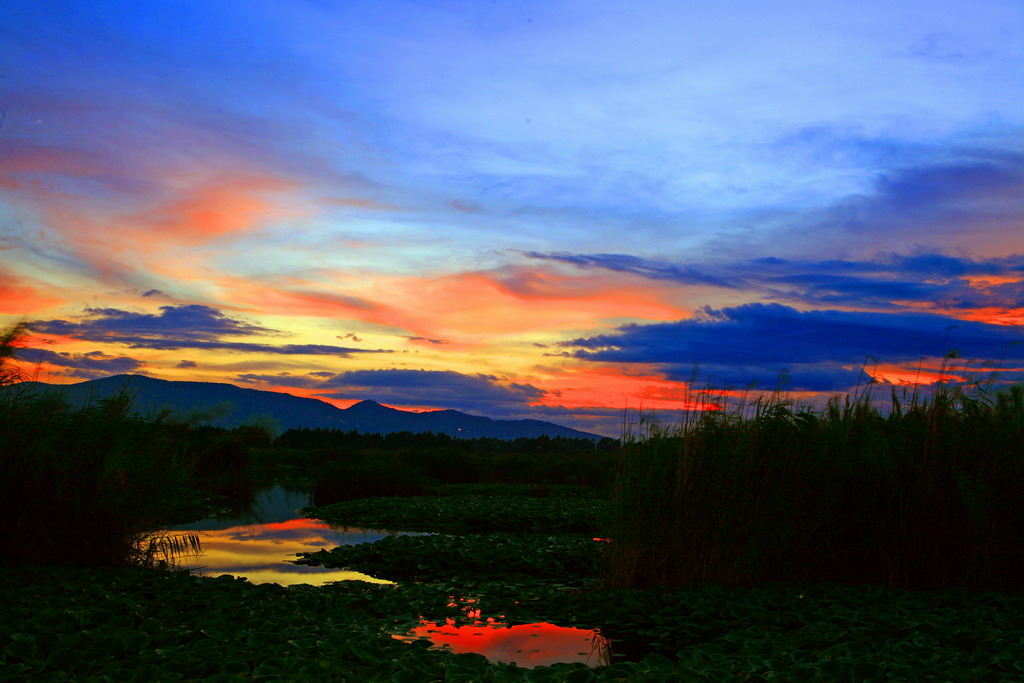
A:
[27, 305, 393, 357]
[523, 251, 739, 289]
[656, 362, 872, 392]
[404, 336, 450, 345]
[752, 253, 1023, 279]
[529, 250, 1024, 311]
[762, 273, 942, 308]
[875, 159, 1024, 215]
[813, 151, 1024, 245]
[30, 304, 271, 341]
[25, 348, 146, 380]
[756, 254, 1024, 309]
[564, 303, 1024, 391]
[90, 339, 388, 356]
[318, 369, 546, 414]
[890, 252, 1020, 277]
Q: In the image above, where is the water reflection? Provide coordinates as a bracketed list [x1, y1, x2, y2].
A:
[395, 597, 611, 668]
[167, 485, 424, 586]
[173, 485, 319, 530]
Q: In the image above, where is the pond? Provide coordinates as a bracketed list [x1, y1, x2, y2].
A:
[168, 485, 411, 586]
[166, 485, 610, 668]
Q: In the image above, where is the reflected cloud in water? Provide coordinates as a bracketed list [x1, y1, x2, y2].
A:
[396, 596, 610, 668]
[166, 485, 426, 586]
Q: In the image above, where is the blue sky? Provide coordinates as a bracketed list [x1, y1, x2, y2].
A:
[2, 0, 1022, 435]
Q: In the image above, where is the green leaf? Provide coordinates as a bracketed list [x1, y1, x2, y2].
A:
[849, 662, 885, 679]
[45, 647, 85, 671]
[200, 627, 231, 642]
[3, 639, 36, 660]
[120, 631, 151, 652]
[786, 665, 820, 682]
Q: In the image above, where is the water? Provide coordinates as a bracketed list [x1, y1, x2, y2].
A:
[167, 485, 422, 586]
[395, 596, 610, 669]
[167, 484, 611, 667]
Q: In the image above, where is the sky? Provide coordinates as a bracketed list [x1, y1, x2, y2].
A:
[2, 0, 1023, 436]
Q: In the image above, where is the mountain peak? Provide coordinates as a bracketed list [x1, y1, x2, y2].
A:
[17, 376, 603, 439]
[344, 399, 398, 413]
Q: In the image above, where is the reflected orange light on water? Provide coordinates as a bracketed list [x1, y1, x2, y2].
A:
[394, 596, 610, 668]
[169, 519, 397, 587]
[398, 621, 609, 669]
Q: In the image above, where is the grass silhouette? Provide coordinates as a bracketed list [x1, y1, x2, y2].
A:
[607, 372, 1024, 590]
[0, 324, 199, 567]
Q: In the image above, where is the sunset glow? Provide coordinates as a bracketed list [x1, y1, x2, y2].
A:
[3, 1, 1023, 436]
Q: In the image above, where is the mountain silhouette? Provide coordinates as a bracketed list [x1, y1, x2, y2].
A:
[16, 375, 600, 439]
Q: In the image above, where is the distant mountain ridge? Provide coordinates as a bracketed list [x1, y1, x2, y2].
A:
[15, 375, 601, 440]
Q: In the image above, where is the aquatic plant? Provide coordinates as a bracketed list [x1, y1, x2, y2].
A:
[306, 489, 608, 534]
[606, 376, 1024, 590]
[295, 532, 602, 584]
[0, 322, 28, 386]
[5, 563, 1024, 681]
[0, 325, 199, 567]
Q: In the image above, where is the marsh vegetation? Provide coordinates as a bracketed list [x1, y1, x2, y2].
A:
[608, 380, 1024, 592]
[3, 324, 1024, 680]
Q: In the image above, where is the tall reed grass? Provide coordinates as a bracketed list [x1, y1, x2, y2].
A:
[0, 324, 199, 567]
[606, 375, 1024, 590]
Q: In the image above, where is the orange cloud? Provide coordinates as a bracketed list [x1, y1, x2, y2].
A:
[3, 157, 307, 292]
[207, 266, 690, 356]
[530, 363, 717, 411]
[866, 357, 1023, 388]
[364, 268, 691, 341]
[954, 307, 1024, 326]
[214, 274, 380, 319]
[126, 175, 302, 244]
[0, 281, 63, 315]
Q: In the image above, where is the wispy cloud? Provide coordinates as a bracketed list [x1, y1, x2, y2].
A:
[523, 252, 738, 289]
[318, 369, 546, 413]
[27, 304, 393, 357]
[530, 249, 1024, 316]
[25, 347, 146, 380]
[30, 304, 272, 340]
[236, 372, 329, 389]
[404, 336, 450, 345]
[121, 175, 302, 244]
